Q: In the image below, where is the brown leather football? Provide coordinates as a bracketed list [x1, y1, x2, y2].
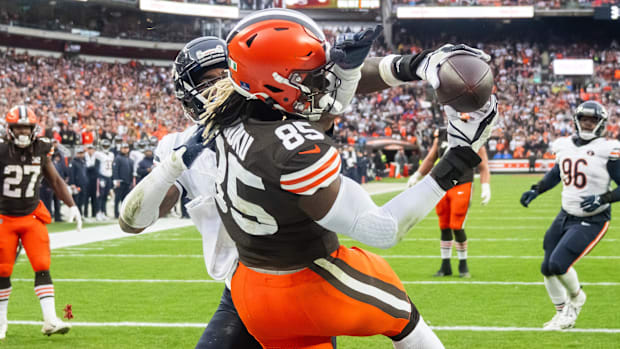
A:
[435, 54, 494, 113]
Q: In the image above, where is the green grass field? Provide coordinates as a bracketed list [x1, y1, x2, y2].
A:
[4, 174, 620, 348]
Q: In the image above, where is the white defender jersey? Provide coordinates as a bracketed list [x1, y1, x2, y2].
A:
[95, 150, 115, 178]
[553, 136, 620, 217]
[129, 150, 145, 176]
[155, 125, 238, 284]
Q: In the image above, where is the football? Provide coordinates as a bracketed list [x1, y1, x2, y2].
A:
[435, 54, 494, 113]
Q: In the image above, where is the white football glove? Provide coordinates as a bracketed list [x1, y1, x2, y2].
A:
[406, 171, 424, 188]
[68, 205, 82, 232]
[446, 94, 498, 152]
[319, 65, 361, 115]
[480, 182, 491, 206]
[416, 44, 491, 89]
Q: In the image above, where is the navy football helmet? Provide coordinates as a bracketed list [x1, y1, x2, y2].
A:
[99, 139, 111, 150]
[173, 36, 228, 123]
[573, 101, 608, 141]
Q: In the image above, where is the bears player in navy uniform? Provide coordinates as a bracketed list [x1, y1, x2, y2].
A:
[0, 106, 82, 339]
[161, 9, 497, 348]
[521, 101, 620, 330]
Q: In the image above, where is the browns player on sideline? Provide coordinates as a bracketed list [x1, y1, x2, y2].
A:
[0, 106, 81, 339]
[407, 124, 491, 278]
[119, 37, 262, 349]
[161, 9, 497, 348]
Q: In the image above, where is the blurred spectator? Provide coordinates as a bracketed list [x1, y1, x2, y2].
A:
[69, 146, 88, 215]
[112, 143, 133, 218]
[136, 148, 155, 183]
[84, 144, 99, 218]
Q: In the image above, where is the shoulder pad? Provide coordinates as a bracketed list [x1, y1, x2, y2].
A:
[279, 145, 341, 196]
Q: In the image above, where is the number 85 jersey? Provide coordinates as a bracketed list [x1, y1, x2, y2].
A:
[214, 119, 341, 270]
[553, 136, 620, 217]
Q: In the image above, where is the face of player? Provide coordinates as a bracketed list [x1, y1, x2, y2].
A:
[196, 68, 227, 94]
[578, 115, 598, 132]
[10, 124, 33, 148]
[11, 124, 32, 138]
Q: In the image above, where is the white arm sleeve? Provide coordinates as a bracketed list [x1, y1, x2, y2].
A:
[120, 150, 186, 229]
[316, 175, 445, 249]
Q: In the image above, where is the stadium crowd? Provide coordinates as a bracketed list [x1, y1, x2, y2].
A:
[392, 0, 616, 7]
[0, 21, 618, 208]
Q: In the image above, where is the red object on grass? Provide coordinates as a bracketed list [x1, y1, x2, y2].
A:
[63, 304, 74, 320]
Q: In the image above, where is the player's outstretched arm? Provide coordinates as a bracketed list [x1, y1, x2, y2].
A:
[301, 146, 480, 249]
[119, 127, 207, 234]
[357, 44, 490, 95]
[43, 157, 82, 230]
[581, 158, 620, 212]
[520, 164, 561, 207]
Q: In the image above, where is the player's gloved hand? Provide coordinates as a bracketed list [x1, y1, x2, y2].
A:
[580, 195, 605, 212]
[407, 171, 423, 188]
[480, 183, 491, 205]
[173, 125, 209, 170]
[321, 26, 382, 115]
[447, 94, 498, 152]
[68, 205, 82, 231]
[416, 43, 491, 89]
[330, 25, 382, 69]
[520, 187, 539, 208]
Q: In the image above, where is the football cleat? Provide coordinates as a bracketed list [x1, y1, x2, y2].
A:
[556, 303, 578, 329]
[433, 259, 452, 277]
[542, 312, 563, 331]
[0, 319, 6, 339]
[41, 317, 71, 336]
[458, 260, 471, 278]
[571, 289, 586, 316]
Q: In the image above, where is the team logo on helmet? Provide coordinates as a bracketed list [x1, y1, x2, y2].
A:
[174, 36, 229, 123]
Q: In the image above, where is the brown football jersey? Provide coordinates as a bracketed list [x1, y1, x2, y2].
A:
[214, 118, 341, 270]
[0, 138, 53, 216]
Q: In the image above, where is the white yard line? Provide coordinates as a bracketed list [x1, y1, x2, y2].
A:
[50, 218, 195, 250]
[339, 237, 619, 242]
[6, 320, 620, 333]
[9, 278, 620, 286]
[8, 320, 206, 328]
[430, 326, 620, 333]
[40, 253, 620, 260]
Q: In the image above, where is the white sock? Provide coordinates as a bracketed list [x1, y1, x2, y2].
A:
[440, 240, 453, 259]
[35, 284, 56, 322]
[455, 241, 467, 260]
[0, 287, 10, 322]
[543, 276, 567, 312]
[557, 268, 581, 298]
[393, 316, 444, 349]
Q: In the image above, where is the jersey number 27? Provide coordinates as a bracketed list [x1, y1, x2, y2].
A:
[3, 165, 40, 198]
